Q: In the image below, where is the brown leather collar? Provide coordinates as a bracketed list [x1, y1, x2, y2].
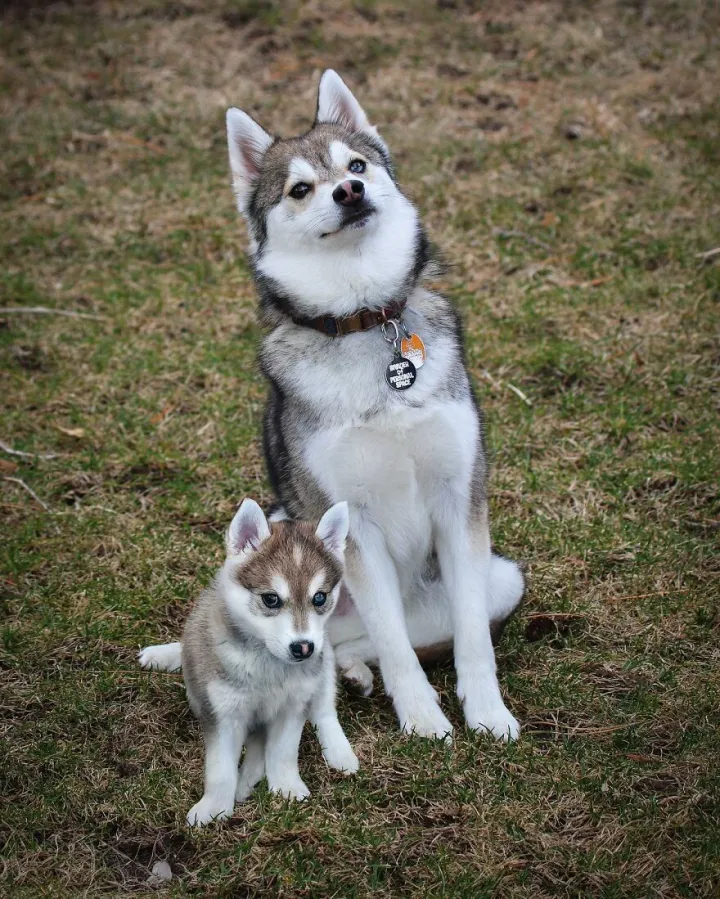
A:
[292, 300, 407, 337]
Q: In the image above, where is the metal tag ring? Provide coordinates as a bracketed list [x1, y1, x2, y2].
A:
[381, 319, 400, 344]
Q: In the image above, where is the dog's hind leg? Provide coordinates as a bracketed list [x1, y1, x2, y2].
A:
[432, 488, 521, 741]
[334, 552, 523, 691]
[334, 639, 376, 695]
[235, 731, 266, 802]
[487, 554, 525, 626]
[138, 641, 182, 672]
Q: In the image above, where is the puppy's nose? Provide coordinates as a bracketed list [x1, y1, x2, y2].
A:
[289, 641, 314, 659]
[332, 179, 364, 207]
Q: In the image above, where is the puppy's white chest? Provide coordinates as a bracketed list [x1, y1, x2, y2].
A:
[207, 646, 319, 726]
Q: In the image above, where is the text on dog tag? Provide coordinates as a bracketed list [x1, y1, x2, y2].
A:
[386, 353, 416, 390]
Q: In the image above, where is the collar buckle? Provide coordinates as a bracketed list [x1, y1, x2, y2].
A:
[322, 316, 340, 336]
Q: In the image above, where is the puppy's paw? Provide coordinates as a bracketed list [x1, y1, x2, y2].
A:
[270, 777, 311, 801]
[323, 739, 360, 774]
[186, 795, 233, 827]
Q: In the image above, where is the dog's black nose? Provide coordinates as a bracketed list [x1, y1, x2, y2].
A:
[332, 179, 364, 206]
[290, 641, 314, 659]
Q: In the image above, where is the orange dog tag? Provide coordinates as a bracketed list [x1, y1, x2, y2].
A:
[400, 333, 426, 369]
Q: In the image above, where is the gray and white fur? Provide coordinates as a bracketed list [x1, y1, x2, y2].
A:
[143, 70, 525, 742]
[141, 499, 358, 826]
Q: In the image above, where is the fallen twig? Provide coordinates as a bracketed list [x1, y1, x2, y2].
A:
[606, 590, 679, 602]
[480, 370, 533, 407]
[72, 129, 166, 155]
[113, 132, 167, 154]
[525, 612, 584, 619]
[530, 721, 632, 736]
[546, 274, 614, 289]
[505, 382, 533, 407]
[0, 439, 61, 460]
[75, 503, 118, 515]
[492, 228, 553, 253]
[3, 477, 50, 511]
[0, 306, 106, 321]
[695, 247, 720, 260]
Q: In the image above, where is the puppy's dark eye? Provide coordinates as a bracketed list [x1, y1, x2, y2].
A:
[289, 182, 312, 200]
[348, 159, 366, 174]
[312, 591, 327, 608]
[261, 593, 282, 609]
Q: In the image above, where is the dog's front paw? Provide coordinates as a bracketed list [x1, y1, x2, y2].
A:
[463, 697, 520, 742]
[270, 777, 311, 801]
[186, 794, 234, 827]
[394, 683, 453, 741]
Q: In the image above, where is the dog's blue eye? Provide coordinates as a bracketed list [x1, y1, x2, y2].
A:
[261, 593, 282, 609]
[312, 591, 327, 608]
[289, 182, 312, 200]
[348, 159, 366, 174]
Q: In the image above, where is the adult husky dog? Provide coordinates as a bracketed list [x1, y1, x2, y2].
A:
[145, 71, 524, 740]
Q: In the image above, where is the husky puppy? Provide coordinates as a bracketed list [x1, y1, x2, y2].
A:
[145, 70, 525, 742]
[140, 498, 359, 826]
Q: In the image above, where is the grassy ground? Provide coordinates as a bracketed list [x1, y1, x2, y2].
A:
[1, 0, 719, 895]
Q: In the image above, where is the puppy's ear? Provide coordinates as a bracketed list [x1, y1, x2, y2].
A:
[315, 501, 350, 559]
[226, 498, 271, 557]
[315, 70, 387, 149]
[226, 108, 274, 212]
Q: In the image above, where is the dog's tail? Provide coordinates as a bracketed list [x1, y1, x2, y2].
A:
[138, 641, 183, 672]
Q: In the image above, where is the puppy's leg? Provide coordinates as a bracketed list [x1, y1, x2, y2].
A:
[187, 720, 245, 826]
[344, 514, 453, 740]
[309, 647, 359, 773]
[434, 500, 519, 741]
[235, 730, 266, 802]
[138, 642, 182, 672]
[265, 708, 310, 800]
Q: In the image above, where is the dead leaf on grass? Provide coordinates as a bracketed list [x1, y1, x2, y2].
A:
[55, 425, 86, 439]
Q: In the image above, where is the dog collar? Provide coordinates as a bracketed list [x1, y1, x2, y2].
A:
[291, 300, 407, 337]
[288, 299, 426, 391]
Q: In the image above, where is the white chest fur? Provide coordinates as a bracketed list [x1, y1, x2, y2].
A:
[304, 399, 478, 578]
[208, 642, 320, 725]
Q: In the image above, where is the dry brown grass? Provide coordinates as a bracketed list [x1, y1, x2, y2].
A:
[1, 0, 719, 896]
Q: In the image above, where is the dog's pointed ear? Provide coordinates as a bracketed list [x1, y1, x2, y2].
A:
[316, 70, 385, 145]
[226, 108, 273, 211]
[226, 498, 271, 557]
[315, 501, 350, 559]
